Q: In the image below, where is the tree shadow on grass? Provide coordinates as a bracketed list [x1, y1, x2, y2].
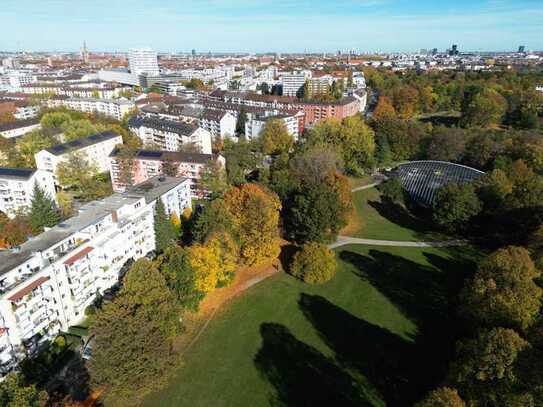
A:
[329, 248, 473, 405]
[254, 323, 374, 407]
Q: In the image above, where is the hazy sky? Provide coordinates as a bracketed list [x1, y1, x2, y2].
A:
[1, 0, 542, 53]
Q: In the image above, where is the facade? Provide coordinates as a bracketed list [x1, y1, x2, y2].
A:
[35, 131, 123, 184]
[97, 69, 139, 86]
[281, 71, 311, 97]
[45, 98, 134, 121]
[245, 113, 300, 141]
[128, 48, 160, 77]
[0, 168, 57, 218]
[109, 148, 225, 197]
[199, 110, 236, 140]
[0, 118, 41, 139]
[128, 116, 212, 154]
[21, 84, 128, 99]
[0, 176, 191, 375]
[0, 72, 35, 90]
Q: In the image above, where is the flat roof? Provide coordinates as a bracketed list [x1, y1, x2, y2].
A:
[0, 118, 40, 132]
[45, 131, 121, 156]
[110, 148, 214, 164]
[0, 176, 187, 276]
[0, 167, 36, 180]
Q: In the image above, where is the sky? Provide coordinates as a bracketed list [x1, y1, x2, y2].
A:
[1, 0, 542, 53]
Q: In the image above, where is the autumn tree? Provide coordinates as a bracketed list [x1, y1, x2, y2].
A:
[89, 259, 180, 401]
[289, 243, 337, 284]
[29, 183, 60, 233]
[154, 199, 177, 253]
[0, 215, 33, 248]
[373, 95, 397, 122]
[0, 111, 16, 125]
[259, 119, 293, 155]
[433, 183, 482, 233]
[223, 183, 282, 266]
[0, 373, 46, 407]
[427, 127, 467, 163]
[199, 159, 228, 200]
[460, 246, 542, 331]
[462, 87, 507, 128]
[415, 387, 466, 407]
[15, 130, 57, 167]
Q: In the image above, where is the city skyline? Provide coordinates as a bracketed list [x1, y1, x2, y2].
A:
[1, 0, 542, 53]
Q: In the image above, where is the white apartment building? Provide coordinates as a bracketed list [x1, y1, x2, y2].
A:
[128, 116, 212, 154]
[0, 72, 35, 90]
[199, 110, 236, 140]
[97, 68, 139, 86]
[245, 114, 300, 141]
[21, 84, 127, 99]
[45, 98, 135, 121]
[0, 168, 57, 219]
[0, 119, 41, 139]
[35, 131, 123, 184]
[0, 176, 191, 375]
[281, 70, 312, 97]
[13, 103, 40, 120]
[128, 48, 160, 77]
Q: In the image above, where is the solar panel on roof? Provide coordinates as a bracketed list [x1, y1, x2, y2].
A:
[139, 151, 163, 158]
[0, 168, 35, 178]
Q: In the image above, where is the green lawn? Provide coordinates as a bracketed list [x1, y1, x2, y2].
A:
[144, 245, 479, 407]
[344, 187, 446, 241]
[347, 175, 374, 189]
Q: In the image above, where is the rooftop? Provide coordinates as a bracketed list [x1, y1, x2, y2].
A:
[45, 131, 121, 156]
[128, 116, 198, 136]
[0, 118, 40, 132]
[111, 148, 214, 164]
[0, 167, 36, 181]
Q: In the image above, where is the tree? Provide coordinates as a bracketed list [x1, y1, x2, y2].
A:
[427, 127, 466, 163]
[0, 112, 16, 125]
[288, 174, 352, 244]
[154, 199, 177, 253]
[259, 119, 293, 155]
[56, 152, 97, 189]
[450, 328, 528, 402]
[199, 159, 228, 200]
[0, 215, 33, 248]
[373, 95, 397, 122]
[0, 373, 46, 407]
[89, 259, 180, 401]
[161, 155, 179, 177]
[223, 183, 282, 266]
[415, 387, 466, 407]
[433, 183, 482, 233]
[475, 169, 512, 212]
[40, 112, 72, 129]
[460, 246, 542, 331]
[235, 107, 248, 136]
[29, 183, 60, 233]
[223, 137, 260, 185]
[289, 146, 343, 186]
[462, 88, 507, 128]
[15, 130, 57, 167]
[157, 245, 203, 310]
[289, 243, 337, 284]
[61, 119, 99, 141]
[378, 178, 404, 205]
[56, 191, 74, 219]
[192, 198, 236, 243]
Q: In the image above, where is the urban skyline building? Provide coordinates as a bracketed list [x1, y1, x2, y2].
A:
[128, 48, 160, 77]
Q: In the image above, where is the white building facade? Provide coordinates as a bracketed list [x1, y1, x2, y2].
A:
[0, 168, 57, 218]
[128, 48, 160, 77]
[0, 176, 191, 375]
[45, 98, 134, 121]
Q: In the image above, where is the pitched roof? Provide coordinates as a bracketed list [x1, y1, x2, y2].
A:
[128, 116, 198, 136]
[45, 131, 121, 156]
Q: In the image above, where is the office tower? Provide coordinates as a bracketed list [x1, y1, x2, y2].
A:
[518, 45, 526, 53]
[128, 48, 159, 77]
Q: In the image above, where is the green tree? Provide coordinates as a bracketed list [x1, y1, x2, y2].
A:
[89, 259, 180, 401]
[40, 112, 72, 129]
[29, 183, 60, 233]
[433, 183, 482, 233]
[0, 373, 46, 407]
[15, 130, 57, 168]
[460, 246, 542, 331]
[289, 243, 337, 284]
[259, 119, 293, 155]
[157, 245, 204, 310]
[462, 88, 507, 128]
[235, 107, 248, 136]
[61, 119, 99, 141]
[199, 159, 228, 200]
[378, 178, 404, 205]
[154, 199, 177, 253]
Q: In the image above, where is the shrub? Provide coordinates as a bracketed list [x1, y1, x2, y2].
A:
[289, 243, 337, 284]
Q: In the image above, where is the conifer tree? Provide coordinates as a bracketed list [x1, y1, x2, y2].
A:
[154, 199, 177, 253]
[29, 182, 60, 233]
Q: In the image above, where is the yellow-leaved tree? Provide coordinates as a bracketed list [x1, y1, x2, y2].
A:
[223, 183, 282, 266]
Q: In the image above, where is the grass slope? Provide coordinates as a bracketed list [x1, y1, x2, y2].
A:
[343, 188, 445, 241]
[144, 245, 478, 407]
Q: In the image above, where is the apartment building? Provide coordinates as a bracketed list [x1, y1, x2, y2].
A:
[128, 48, 160, 77]
[109, 148, 225, 196]
[0, 118, 41, 139]
[21, 84, 127, 99]
[128, 116, 212, 154]
[35, 131, 123, 184]
[0, 101, 40, 120]
[281, 71, 312, 97]
[0, 168, 57, 218]
[245, 114, 300, 141]
[45, 98, 135, 121]
[0, 176, 191, 375]
[199, 110, 236, 140]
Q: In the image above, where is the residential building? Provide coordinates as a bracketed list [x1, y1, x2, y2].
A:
[0, 118, 41, 139]
[35, 131, 123, 184]
[21, 83, 128, 99]
[128, 48, 160, 77]
[128, 116, 212, 154]
[97, 68, 139, 87]
[0, 168, 56, 218]
[0, 72, 35, 90]
[44, 98, 134, 121]
[0, 176, 191, 375]
[281, 71, 312, 97]
[245, 113, 300, 141]
[109, 148, 225, 197]
[0, 101, 40, 120]
[199, 110, 236, 140]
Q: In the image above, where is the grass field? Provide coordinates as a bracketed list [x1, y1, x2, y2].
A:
[144, 244, 479, 407]
[342, 187, 446, 241]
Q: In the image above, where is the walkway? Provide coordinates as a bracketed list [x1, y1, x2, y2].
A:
[330, 235, 467, 249]
[351, 182, 381, 192]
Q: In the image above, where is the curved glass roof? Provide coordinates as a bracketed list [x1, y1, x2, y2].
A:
[395, 161, 484, 206]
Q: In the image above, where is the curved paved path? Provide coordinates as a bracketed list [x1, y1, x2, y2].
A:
[330, 235, 467, 249]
